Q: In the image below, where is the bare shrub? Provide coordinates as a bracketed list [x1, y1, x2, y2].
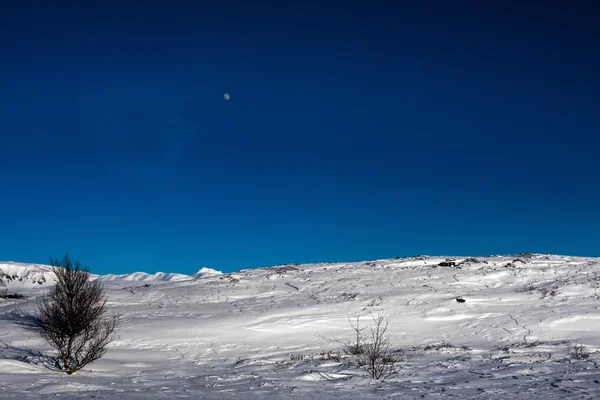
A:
[422, 342, 470, 352]
[567, 342, 589, 360]
[340, 292, 359, 301]
[516, 284, 558, 298]
[539, 287, 558, 299]
[358, 315, 402, 380]
[495, 340, 545, 353]
[342, 315, 366, 355]
[33, 254, 119, 374]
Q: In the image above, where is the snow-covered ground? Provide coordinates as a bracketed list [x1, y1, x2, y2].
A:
[2, 254, 600, 399]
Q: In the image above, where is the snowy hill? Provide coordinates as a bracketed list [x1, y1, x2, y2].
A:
[192, 267, 223, 279]
[2, 254, 600, 399]
[96, 271, 191, 283]
[96, 267, 222, 284]
[0, 262, 57, 292]
[0, 262, 222, 291]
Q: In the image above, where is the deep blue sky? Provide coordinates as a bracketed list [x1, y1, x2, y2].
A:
[1, 1, 599, 274]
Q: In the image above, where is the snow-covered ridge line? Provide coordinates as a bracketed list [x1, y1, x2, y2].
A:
[96, 267, 222, 283]
[0, 261, 222, 288]
[0, 253, 591, 289]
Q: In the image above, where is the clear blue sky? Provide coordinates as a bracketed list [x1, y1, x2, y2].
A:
[1, 1, 599, 274]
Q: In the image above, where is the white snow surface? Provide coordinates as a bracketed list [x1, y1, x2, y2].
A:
[2, 254, 600, 399]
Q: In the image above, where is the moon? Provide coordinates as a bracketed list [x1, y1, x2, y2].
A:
[224, 93, 230, 100]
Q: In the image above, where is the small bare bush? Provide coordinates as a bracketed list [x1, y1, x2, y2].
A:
[422, 342, 470, 352]
[342, 315, 366, 355]
[568, 342, 589, 360]
[33, 254, 119, 374]
[358, 315, 402, 380]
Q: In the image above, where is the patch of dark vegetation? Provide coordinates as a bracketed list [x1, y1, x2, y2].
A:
[459, 258, 481, 264]
[438, 260, 457, 267]
[411, 342, 470, 354]
[538, 287, 559, 298]
[421, 342, 470, 352]
[340, 292, 359, 301]
[270, 265, 300, 274]
[516, 284, 558, 298]
[516, 284, 536, 293]
[494, 340, 573, 354]
[456, 297, 466, 303]
[495, 341, 547, 352]
[0, 293, 28, 300]
[0, 272, 46, 285]
[219, 274, 240, 283]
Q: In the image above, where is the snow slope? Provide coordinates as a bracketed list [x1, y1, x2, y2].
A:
[2, 254, 600, 399]
[0, 262, 56, 293]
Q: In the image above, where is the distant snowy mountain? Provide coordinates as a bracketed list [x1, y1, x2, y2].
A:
[0, 261, 223, 291]
[192, 267, 222, 278]
[94, 267, 222, 283]
[0, 262, 56, 292]
[96, 271, 191, 283]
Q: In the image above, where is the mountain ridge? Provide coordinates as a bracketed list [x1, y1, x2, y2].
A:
[0, 261, 223, 291]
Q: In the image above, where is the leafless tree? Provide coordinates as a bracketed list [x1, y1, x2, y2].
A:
[33, 254, 119, 374]
[343, 315, 366, 355]
[358, 315, 402, 380]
